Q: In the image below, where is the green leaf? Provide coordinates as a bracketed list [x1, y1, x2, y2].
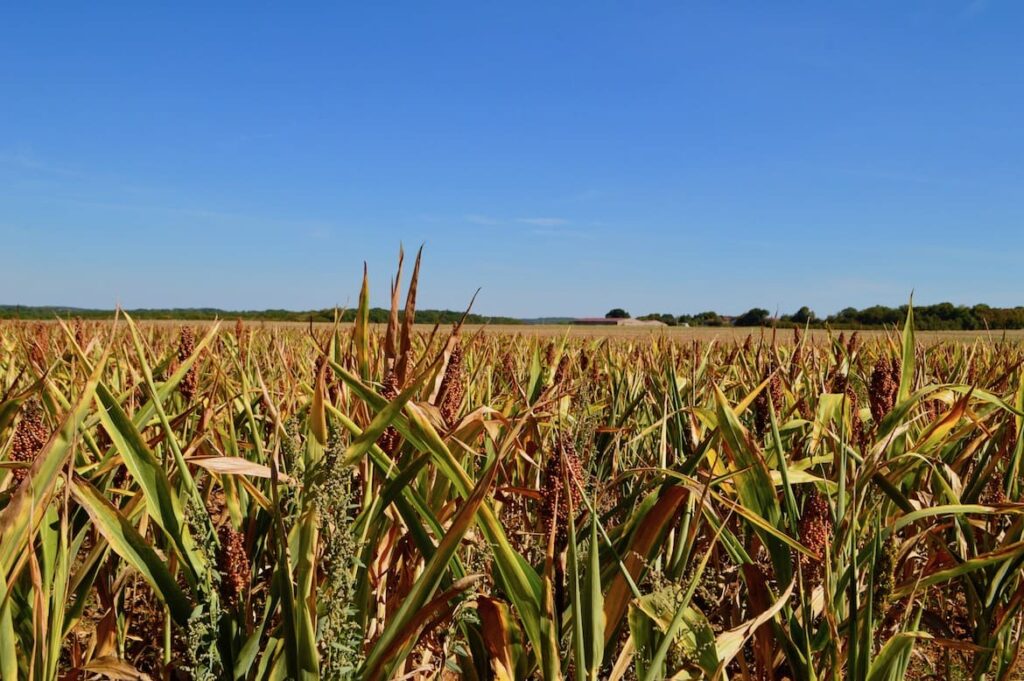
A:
[867, 631, 927, 681]
[70, 479, 192, 625]
[355, 262, 371, 380]
[94, 384, 204, 586]
[362, 453, 501, 680]
[898, 297, 916, 404]
[585, 513, 605, 678]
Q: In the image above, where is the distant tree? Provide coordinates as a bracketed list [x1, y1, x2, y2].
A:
[640, 313, 678, 326]
[734, 308, 771, 327]
[685, 311, 724, 327]
[833, 307, 859, 322]
[606, 308, 631, 319]
[792, 306, 816, 325]
[821, 302, 1014, 330]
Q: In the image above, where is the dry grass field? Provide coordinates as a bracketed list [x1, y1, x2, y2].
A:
[136, 319, 1024, 345]
[3, 261, 1024, 680]
[458, 324, 1024, 344]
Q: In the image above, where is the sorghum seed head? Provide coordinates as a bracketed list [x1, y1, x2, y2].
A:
[376, 370, 401, 455]
[545, 342, 556, 366]
[753, 364, 783, 437]
[798, 490, 832, 586]
[847, 384, 865, 448]
[178, 327, 197, 402]
[540, 434, 584, 550]
[500, 351, 516, 384]
[217, 524, 250, 607]
[11, 404, 47, 486]
[869, 357, 900, 423]
[437, 340, 464, 426]
[553, 354, 569, 386]
[73, 317, 86, 348]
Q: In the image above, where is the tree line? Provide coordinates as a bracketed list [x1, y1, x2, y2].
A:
[630, 303, 1024, 330]
[0, 305, 522, 325]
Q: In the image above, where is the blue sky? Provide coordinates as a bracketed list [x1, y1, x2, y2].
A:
[2, 2, 1022, 318]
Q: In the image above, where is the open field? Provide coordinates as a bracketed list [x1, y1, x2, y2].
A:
[29, 318, 1024, 345]
[454, 324, 1024, 344]
[4, 267, 1024, 680]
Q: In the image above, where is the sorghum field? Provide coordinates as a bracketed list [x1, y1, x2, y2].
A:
[4, 258, 1024, 681]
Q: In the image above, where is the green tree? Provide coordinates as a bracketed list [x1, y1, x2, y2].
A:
[606, 308, 630, 319]
[792, 306, 816, 324]
[693, 311, 724, 326]
[640, 313, 677, 326]
[734, 308, 770, 327]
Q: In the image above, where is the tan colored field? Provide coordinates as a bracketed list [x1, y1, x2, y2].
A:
[456, 324, 1024, 344]
[66, 319, 1024, 344]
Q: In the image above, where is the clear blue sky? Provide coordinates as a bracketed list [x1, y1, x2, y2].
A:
[2, 2, 1022, 318]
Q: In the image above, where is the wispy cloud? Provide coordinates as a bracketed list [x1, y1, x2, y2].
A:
[464, 214, 575, 230]
[516, 217, 569, 227]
